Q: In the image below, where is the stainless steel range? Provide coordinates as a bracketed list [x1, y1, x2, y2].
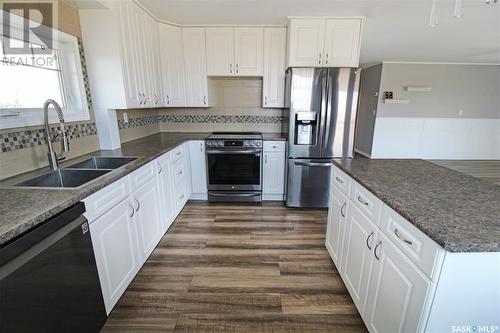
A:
[205, 132, 263, 202]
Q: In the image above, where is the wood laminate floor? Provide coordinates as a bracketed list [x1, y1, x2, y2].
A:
[430, 160, 500, 185]
[102, 202, 367, 333]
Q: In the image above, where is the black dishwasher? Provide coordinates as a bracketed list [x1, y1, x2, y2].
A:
[0, 202, 107, 332]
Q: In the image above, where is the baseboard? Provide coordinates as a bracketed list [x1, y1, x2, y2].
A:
[190, 193, 208, 200]
[262, 193, 285, 201]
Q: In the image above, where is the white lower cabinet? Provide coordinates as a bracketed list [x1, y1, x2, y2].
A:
[131, 176, 163, 263]
[325, 188, 348, 269]
[364, 231, 433, 333]
[157, 153, 175, 230]
[262, 141, 286, 201]
[341, 203, 377, 314]
[89, 198, 140, 315]
[327, 165, 442, 333]
[86, 144, 196, 315]
[188, 140, 208, 200]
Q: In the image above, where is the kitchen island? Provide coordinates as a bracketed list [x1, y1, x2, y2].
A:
[327, 157, 500, 333]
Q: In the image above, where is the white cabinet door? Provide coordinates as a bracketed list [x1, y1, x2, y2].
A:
[188, 140, 208, 200]
[341, 203, 378, 316]
[263, 27, 286, 108]
[183, 27, 209, 107]
[159, 24, 186, 107]
[364, 232, 433, 333]
[325, 188, 349, 270]
[287, 19, 325, 67]
[89, 198, 140, 315]
[157, 155, 175, 231]
[234, 27, 263, 76]
[205, 27, 234, 76]
[262, 150, 285, 199]
[116, 0, 142, 108]
[323, 19, 362, 67]
[131, 176, 163, 263]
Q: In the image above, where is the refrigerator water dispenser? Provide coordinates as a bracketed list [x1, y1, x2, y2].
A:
[295, 111, 317, 145]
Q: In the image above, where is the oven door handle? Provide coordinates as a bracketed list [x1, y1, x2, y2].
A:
[206, 149, 262, 154]
[293, 161, 333, 167]
[209, 192, 261, 197]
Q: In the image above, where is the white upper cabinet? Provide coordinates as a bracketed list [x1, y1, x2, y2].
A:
[205, 27, 263, 77]
[323, 19, 362, 67]
[263, 27, 286, 108]
[80, 0, 163, 110]
[287, 18, 362, 68]
[234, 27, 263, 76]
[182, 27, 209, 107]
[206, 27, 235, 76]
[159, 24, 186, 107]
[287, 19, 325, 67]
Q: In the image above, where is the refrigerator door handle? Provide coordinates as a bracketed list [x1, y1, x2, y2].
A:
[319, 70, 328, 155]
[293, 161, 333, 167]
[323, 71, 333, 153]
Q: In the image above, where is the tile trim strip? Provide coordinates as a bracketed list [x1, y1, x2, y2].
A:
[1, 122, 98, 153]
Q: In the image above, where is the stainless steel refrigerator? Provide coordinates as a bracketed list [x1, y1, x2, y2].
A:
[285, 67, 360, 208]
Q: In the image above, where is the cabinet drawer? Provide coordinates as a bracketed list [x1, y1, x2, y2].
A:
[380, 206, 445, 281]
[332, 166, 351, 196]
[171, 145, 184, 163]
[172, 158, 187, 186]
[83, 177, 130, 223]
[350, 181, 382, 225]
[263, 141, 286, 152]
[128, 161, 156, 189]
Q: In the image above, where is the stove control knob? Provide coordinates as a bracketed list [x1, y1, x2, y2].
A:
[206, 141, 212, 147]
[218, 141, 223, 147]
[256, 141, 262, 147]
[250, 142, 256, 146]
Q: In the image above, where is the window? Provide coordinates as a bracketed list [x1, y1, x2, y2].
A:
[0, 12, 90, 129]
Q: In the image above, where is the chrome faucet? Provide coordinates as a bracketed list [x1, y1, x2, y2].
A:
[43, 99, 70, 170]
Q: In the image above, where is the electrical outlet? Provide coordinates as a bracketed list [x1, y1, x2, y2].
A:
[123, 112, 128, 123]
[384, 91, 393, 100]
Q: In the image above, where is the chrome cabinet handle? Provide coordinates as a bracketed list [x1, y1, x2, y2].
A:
[358, 196, 369, 206]
[340, 203, 346, 217]
[166, 95, 170, 105]
[180, 194, 185, 199]
[335, 176, 343, 184]
[230, 63, 233, 73]
[203, 96, 207, 105]
[325, 53, 329, 64]
[394, 228, 413, 245]
[200, 143, 203, 152]
[374, 241, 382, 260]
[128, 203, 135, 218]
[236, 63, 239, 73]
[264, 96, 268, 106]
[176, 151, 181, 156]
[178, 170, 183, 175]
[134, 198, 140, 212]
[318, 53, 322, 65]
[158, 164, 162, 174]
[265, 154, 268, 164]
[366, 231, 374, 250]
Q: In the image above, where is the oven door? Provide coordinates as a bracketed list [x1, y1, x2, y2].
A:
[206, 148, 262, 191]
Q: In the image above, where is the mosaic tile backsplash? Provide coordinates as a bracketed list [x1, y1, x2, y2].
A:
[1, 122, 98, 153]
[117, 114, 284, 130]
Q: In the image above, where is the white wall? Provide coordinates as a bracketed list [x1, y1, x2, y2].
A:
[370, 63, 500, 160]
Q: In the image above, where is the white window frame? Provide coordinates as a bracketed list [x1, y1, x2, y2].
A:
[0, 11, 90, 129]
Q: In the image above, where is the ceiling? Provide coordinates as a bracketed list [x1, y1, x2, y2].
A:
[137, 0, 500, 65]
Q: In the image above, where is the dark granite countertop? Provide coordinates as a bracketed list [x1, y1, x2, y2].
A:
[262, 132, 288, 141]
[0, 132, 209, 247]
[333, 158, 500, 253]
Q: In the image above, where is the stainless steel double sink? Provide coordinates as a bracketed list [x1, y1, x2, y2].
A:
[14, 157, 138, 188]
